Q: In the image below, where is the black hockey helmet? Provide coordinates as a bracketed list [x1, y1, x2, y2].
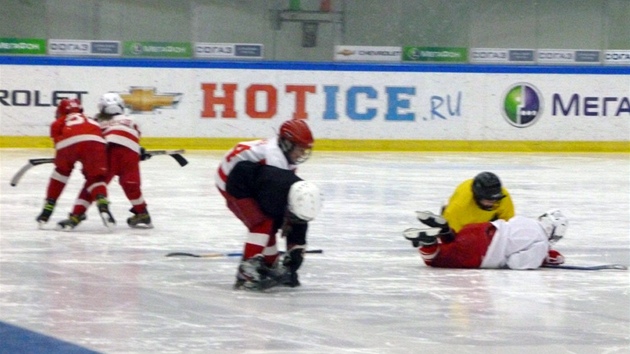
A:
[472, 172, 505, 207]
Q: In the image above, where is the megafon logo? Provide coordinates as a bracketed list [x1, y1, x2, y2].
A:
[501, 83, 543, 128]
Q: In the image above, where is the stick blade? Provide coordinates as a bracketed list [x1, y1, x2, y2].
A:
[171, 154, 188, 167]
[543, 264, 628, 271]
[165, 252, 201, 257]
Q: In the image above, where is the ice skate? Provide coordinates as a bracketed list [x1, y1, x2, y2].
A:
[96, 195, 116, 230]
[234, 255, 266, 291]
[234, 255, 283, 291]
[127, 209, 153, 229]
[36, 198, 56, 227]
[56, 213, 87, 231]
[403, 227, 442, 247]
[416, 210, 449, 232]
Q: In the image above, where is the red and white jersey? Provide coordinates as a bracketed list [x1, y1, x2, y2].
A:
[50, 112, 106, 151]
[98, 114, 141, 154]
[481, 216, 550, 269]
[215, 137, 296, 192]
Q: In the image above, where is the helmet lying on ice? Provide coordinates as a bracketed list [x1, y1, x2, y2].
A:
[538, 209, 568, 244]
[56, 98, 83, 118]
[288, 181, 322, 222]
[278, 119, 314, 164]
[98, 93, 125, 115]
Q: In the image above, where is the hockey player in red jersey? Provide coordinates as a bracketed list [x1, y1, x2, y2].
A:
[36, 98, 115, 229]
[215, 119, 315, 290]
[403, 209, 567, 269]
[226, 161, 322, 290]
[57, 93, 152, 230]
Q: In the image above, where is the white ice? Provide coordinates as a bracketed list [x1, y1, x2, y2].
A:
[1, 149, 629, 353]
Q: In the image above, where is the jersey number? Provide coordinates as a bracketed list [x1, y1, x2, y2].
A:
[225, 144, 252, 162]
[65, 113, 100, 128]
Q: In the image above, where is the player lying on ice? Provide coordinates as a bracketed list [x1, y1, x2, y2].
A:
[403, 209, 567, 269]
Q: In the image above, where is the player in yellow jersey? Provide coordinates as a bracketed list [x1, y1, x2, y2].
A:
[414, 172, 515, 239]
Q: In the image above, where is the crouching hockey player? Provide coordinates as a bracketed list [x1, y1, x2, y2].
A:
[224, 161, 322, 291]
[403, 209, 568, 269]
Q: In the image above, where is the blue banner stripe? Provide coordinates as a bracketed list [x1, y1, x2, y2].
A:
[1, 55, 629, 75]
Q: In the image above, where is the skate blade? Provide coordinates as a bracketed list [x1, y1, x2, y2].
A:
[55, 224, 75, 232]
[403, 227, 441, 240]
[129, 223, 154, 229]
[99, 212, 116, 231]
[415, 211, 447, 224]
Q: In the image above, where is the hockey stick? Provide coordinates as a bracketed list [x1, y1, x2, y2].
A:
[542, 264, 627, 271]
[144, 149, 188, 167]
[10, 158, 55, 187]
[165, 249, 324, 258]
[10, 149, 187, 187]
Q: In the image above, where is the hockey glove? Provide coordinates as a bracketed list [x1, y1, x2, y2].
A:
[282, 247, 305, 287]
[543, 249, 565, 266]
[140, 147, 152, 161]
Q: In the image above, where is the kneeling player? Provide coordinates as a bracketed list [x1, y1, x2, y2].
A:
[403, 209, 568, 269]
[223, 161, 322, 290]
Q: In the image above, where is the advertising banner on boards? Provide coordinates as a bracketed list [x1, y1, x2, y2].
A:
[604, 50, 630, 65]
[123, 41, 192, 58]
[402, 46, 468, 63]
[1, 61, 628, 142]
[470, 48, 536, 64]
[334, 46, 401, 62]
[0, 38, 46, 55]
[537, 49, 601, 65]
[194, 43, 263, 59]
[48, 40, 121, 57]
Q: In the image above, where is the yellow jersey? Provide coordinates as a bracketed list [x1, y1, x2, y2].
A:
[442, 178, 515, 232]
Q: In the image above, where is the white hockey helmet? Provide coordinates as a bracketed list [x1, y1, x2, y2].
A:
[97, 93, 125, 115]
[288, 181, 322, 222]
[538, 209, 568, 244]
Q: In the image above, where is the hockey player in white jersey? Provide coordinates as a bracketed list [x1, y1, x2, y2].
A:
[226, 161, 321, 290]
[215, 119, 313, 194]
[215, 119, 315, 289]
[404, 209, 568, 269]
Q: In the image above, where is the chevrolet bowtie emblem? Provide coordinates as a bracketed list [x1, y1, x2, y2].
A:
[118, 87, 182, 113]
[337, 49, 355, 56]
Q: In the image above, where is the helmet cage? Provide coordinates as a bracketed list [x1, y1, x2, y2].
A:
[538, 209, 568, 244]
[279, 138, 312, 164]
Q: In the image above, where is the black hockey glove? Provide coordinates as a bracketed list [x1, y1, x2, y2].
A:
[140, 147, 151, 161]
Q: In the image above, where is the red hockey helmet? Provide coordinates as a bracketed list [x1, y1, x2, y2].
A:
[278, 119, 314, 164]
[279, 119, 314, 149]
[56, 98, 83, 118]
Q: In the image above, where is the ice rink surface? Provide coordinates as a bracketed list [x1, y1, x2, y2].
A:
[1, 149, 629, 354]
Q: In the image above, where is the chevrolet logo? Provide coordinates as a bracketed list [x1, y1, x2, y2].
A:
[337, 49, 355, 56]
[118, 87, 182, 113]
